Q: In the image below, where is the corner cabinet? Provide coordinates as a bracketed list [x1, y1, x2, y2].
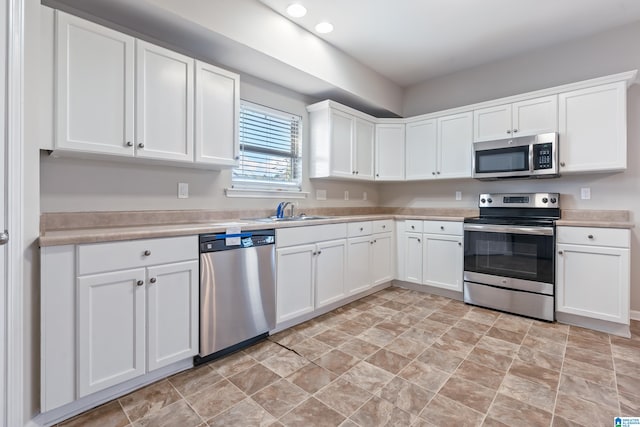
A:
[375, 122, 405, 180]
[307, 100, 374, 180]
[53, 11, 239, 168]
[40, 236, 199, 412]
[556, 226, 630, 327]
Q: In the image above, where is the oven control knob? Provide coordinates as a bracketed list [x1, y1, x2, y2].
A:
[550, 197, 557, 204]
[542, 197, 548, 203]
[487, 198, 493, 203]
[480, 198, 486, 204]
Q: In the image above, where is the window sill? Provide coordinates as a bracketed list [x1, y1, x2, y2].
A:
[225, 188, 309, 199]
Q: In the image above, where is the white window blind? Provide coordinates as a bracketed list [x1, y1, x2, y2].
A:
[232, 101, 302, 190]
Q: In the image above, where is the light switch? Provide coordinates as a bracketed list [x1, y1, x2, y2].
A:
[580, 187, 591, 200]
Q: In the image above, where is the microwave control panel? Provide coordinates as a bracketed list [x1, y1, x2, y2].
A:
[532, 143, 553, 170]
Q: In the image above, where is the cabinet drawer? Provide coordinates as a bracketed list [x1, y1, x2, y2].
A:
[423, 221, 463, 236]
[78, 235, 198, 275]
[276, 223, 347, 247]
[372, 220, 394, 234]
[348, 221, 373, 237]
[557, 226, 630, 248]
[405, 220, 423, 233]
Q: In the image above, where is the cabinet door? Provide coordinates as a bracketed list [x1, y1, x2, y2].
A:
[512, 95, 557, 137]
[375, 123, 405, 181]
[423, 234, 463, 292]
[372, 233, 393, 286]
[135, 40, 194, 162]
[77, 268, 146, 397]
[276, 245, 315, 323]
[315, 240, 347, 308]
[330, 109, 355, 178]
[347, 236, 372, 295]
[405, 119, 437, 180]
[195, 60, 240, 167]
[438, 112, 472, 179]
[354, 118, 375, 180]
[405, 233, 423, 284]
[55, 12, 134, 156]
[558, 82, 626, 173]
[473, 104, 511, 142]
[556, 243, 629, 324]
[147, 260, 198, 371]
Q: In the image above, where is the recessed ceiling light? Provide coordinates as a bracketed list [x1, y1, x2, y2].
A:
[286, 3, 307, 18]
[315, 22, 334, 34]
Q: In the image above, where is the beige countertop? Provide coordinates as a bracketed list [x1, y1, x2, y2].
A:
[39, 208, 634, 247]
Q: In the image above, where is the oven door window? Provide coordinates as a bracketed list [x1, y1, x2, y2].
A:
[464, 230, 554, 284]
[475, 146, 529, 173]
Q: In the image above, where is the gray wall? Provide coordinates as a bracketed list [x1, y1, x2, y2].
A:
[387, 20, 640, 311]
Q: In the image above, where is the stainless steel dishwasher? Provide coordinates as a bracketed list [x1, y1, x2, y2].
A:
[195, 229, 276, 365]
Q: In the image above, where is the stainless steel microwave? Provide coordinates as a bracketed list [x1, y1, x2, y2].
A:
[472, 132, 558, 180]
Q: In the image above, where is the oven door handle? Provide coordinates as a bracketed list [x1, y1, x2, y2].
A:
[463, 223, 554, 236]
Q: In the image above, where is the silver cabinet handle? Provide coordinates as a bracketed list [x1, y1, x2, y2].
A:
[0, 231, 8, 245]
[126, 141, 133, 147]
[136, 280, 144, 286]
[144, 250, 151, 256]
[138, 142, 145, 148]
[149, 277, 157, 284]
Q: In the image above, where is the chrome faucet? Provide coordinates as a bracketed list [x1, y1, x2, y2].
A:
[276, 201, 294, 218]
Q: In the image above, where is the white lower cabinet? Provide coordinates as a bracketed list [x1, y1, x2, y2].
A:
[556, 226, 630, 325]
[404, 232, 423, 284]
[346, 220, 395, 294]
[347, 236, 372, 295]
[372, 231, 393, 286]
[315, 240, 348, 308]
[41, 235, 198, 411]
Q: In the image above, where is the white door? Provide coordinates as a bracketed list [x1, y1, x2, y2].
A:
[375, 123, 405, 181]
[147, 260, 198, 371]
[55, 11, 135, 155]
[438, 112, 473, 179]
[330, 109, 355, 178]
[77, 269, 146, 397]
[405, 119, 436, 180]
[136, 40, 194, 162]
[315, 240, 347, 308]
[354, 118, 374, 179]
[511, 95, 558, 137]
[194, 60, 239, 166]
[371, 233, 393, 286]
[423, 234, 463, 292]
[347, 236, 372, 294]
[405, 233, 423, 284]
[276, 245, 315, 323]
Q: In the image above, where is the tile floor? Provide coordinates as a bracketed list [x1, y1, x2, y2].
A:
[58, 286, 640, 427]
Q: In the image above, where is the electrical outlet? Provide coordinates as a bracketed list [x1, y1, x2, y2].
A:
[316, 189, 327, 201]
[455, 191, 462, 201]
[344, 190, 349, 200]
[580, 187, 591, 200]
[178, 182, 189, 199]
[363, 192, 367, 201]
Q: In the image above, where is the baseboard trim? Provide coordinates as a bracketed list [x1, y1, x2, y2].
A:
[631, 310, 640, 321]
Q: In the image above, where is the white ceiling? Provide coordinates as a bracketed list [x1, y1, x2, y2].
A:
[260, 0, 640, 87]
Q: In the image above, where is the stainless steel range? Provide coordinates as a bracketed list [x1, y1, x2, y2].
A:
[463, 192, 560, 321]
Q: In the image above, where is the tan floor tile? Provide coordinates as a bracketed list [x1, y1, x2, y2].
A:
[314, 378, 372, 418]
[384, 336, 428, 359]
[558, 373, 618, 409]
[388, 311, 425, 326]
[433, 333, 475, 359]
[516, 345, 563, 371]
[398, 360, 449, 393]
[462, 307, 500, 326]
[314, 329, 352, 347]
[132, 400, 202, 427]
[569, 325, 611, 343]
[439, 376, 496, 413]
[358, 326, 398, 347]
[341, 361, 395, 393]
[482, 417, 511, 427]
[280, 397, 345, 427]
[521, 335, 566, 356]
[486, 394, 552, 427]
[314, 349, 360, 375]
[509, 360, 560, 390]
[261, 349, 309, 377]
[251, 379, 308, 418]
[366, 304, 398, 318]
[338, 337, 381, 359]
[427, 311, 460, 325]
[527, 324, 568, 343]
[441, 326, 483, 345]
[614, 357, 640, 378]
[485, 326, 525, 345]
[420, 394, 484, 426]
[168, 364, 223, 397]
[498, 374, 556, 412]
[59, 401, 129, 427]
[551, 415, 585, 427]
[290, 337, 333, 359]
[365, 348, 412, 374]
[287, 363, 337, 394]
[186, 379, 246, 420]
[493, 314, 532, 334]
[611, 335, 640, 349]
[476, 335, 519, 358]
[400, 327, 440, 345]
[333, 318, 371, 336]
[206, 398, 276, 427]
[612, 342, 640, 363]
[119, 379, 181, 422]
[414, 318, 452, 335]
[354, 311, 385, 325]
[442, 300, 471, 316]
[416, 345, 464, 373]
[564, 345, 613, 370]
[567, 334, 612, 354]
[350, 396, 413, 427]
[453, 360, 505, 390]
[269, 329, 306, 347]
[228, 364, 281, 395]
[553, 392, 617, 426]
[291, 318, 327, 337]
[378, 377, 433, 416]
[617, 371, 640, 397]
[381, 299, 410, 312]
[244, 340, 289, 362]
[454, 318, 492, 334]
[466, 347, 513, 372]
[561, 357, 616, 388]
[211, 351, 257, 377]
[619, 390, 640, 416]
[377, 320, 411, 337]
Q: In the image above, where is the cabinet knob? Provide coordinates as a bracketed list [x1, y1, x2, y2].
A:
[376, 173, 379, 177]
[352, 171, 356, 174]
[370, 240, 374, 245]
[458, 242, 462, 246]
[149, 277, 157, 284]
[235, 155, 240, 160]
[126, 141, 133, 147]
[136, 280, 144, 286]
[558, 250, 563, 255]
[588, 234, 594, 239]
[513, 129, 518, 133]
[440, 226, 444, 230]
[138, 142, 145, 149]
[506, 130, 512, 134]
[144, 250, 151, 256]
[411, 225, 415, 229]
[360, 227, 363, 231]
[312, 251, 317, 256]
[317, 250, 322, 255]
[382, 225, 386, 229]
[436, 171, 440, 175]
[417, 238, 421, 243]
[356, 171, 359, 175]
[432, 172, 436, 175]
[560, 162, 566, 167]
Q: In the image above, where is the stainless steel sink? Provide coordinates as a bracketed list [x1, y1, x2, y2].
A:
[249, 215, 331, 223]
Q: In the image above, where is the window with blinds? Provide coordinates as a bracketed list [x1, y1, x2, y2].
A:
[232, 101, 302, 189]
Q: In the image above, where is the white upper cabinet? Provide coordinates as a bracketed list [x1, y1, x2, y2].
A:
[55, 11, 135, 156]
[558, 82, 627, 173]
[54, 11, 239, 168]
[473, 95, 557, 142]
[195, 61, 240, 167]
[308, 101, 374, 180]
[135, 41, 194, 162]
[405, 112, 472, 180]
[375, 122, 405, 181]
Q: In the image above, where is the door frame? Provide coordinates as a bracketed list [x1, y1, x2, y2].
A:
[6, 0, 24, 425]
